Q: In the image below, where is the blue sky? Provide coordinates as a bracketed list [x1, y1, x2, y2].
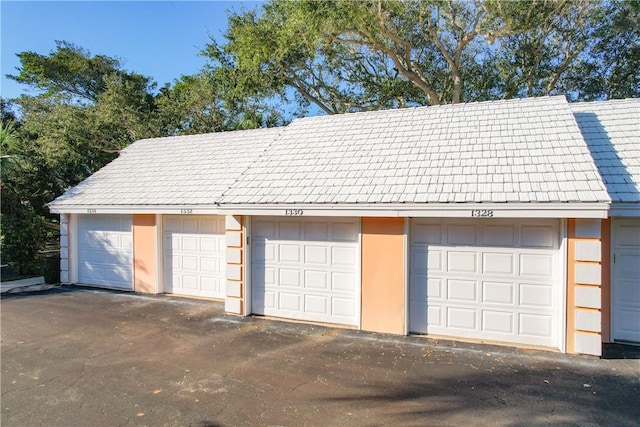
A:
[1, 1, 262, 100]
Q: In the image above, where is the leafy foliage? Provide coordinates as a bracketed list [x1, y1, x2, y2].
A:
[209, 0, 639, 113]
[2, 42, 161, 277]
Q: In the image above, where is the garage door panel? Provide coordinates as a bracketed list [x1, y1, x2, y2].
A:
[482, 311, 514, 334]
[413, 224, 442, 244]
[617, 254, 640, 280]
[428, 278, 443, 299]
[201, 276, 218, 290]
[448, 279, 477, 302]
[254, 220, 276, 238]
[447, 307, 477, 330]
[521, 225, 557, 248]
[483, 253, 514, 275]
[121, 234, 133, 248]
[200, 257, 219, 272]
[332, 222, 358, 242]
[279, 268, 301, 287]
[410, 302, 428, 332]
[332, 272, 355, 291]
[332, 246, 356, 266]
[617, 278, 639, 304]
[519, 254, 554, 277]
[411, 248, 428, 273]
[252, 217, 359, 326]
[305, 294, 328, 314]
[305, 245, 328, 264]
[448, 225, 477, 245]
[280, 222, 301, 239]
[78, 214, 133, 289]
[616, 229, 640, 247]
[182, 236, 198, 251]
[428, 306, 442, 327]
[483, 282, 514, 305]
[181, 218, 198, 233]
[280, 292, 301, 311]
[163, 215, 225, 299]
[447, 252, 477, 273]
[410, 275, 427, 300]
[519, 314, 553, 338]
[429, 250, 443, 271]
[280, 244, 301, 262]
[200, 237, 219, 252]
[182, 275, 198, 289]
[332, 297, 356, 317]
[618, 310, 640, 334]
[520, 283, 553, 308]
[305, 222, 329, 240]
[612, 219, 640, 342]
[410, 219, 561, 348]
[305, 270, 328, 289]
[483, 226, 515, 246]
[201, 220, 219, 234]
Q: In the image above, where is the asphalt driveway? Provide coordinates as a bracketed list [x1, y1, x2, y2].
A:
[2, 286, 638, 427]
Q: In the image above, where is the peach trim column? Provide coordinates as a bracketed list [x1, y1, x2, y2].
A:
[361, 217, 405, 335]
[567, 219, 604, 356]
[225, 215, 245, 315]
[600, 219, 611, 343]
[59, 214, 70, 284]
[133, 214, 158, 293]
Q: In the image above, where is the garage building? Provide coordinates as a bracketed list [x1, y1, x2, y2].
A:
[50, 96, 639, 356]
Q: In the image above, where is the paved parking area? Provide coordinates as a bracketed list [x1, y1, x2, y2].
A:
[2, 286, 639, 426]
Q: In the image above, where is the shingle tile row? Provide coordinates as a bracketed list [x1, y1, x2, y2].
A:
[51, 96, 638, 208]
[570, 99, 640, 203]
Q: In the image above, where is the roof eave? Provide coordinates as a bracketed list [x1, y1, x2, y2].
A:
[216, 202, 610, 219]
[608, 202, 640, 218]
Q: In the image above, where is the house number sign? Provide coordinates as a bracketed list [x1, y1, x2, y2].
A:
[471, 209, 494, 217]
[285, 209, 304, 216]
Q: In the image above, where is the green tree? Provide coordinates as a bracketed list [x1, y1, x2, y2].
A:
[210, 0, 639, 113]
[1, 112, 48, 276]
[9, 40, 133, 103]
[156, 70, 285, 135]
[3, 42, 161, 278]
[564, 0, 640, 100]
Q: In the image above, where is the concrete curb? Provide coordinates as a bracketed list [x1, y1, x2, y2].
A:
[0, 277, 53, 294]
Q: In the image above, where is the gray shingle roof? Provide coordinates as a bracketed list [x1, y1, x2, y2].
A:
[220, 96, 610, 205]
[51, 95, 618, 210]
[570, 99, 640, 203]
[50, 127, 283, 206]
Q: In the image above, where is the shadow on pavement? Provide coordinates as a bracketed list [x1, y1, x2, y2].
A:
[602, 342, 640, 360]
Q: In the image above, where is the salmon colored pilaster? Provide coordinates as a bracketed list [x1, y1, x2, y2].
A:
[361, 217, 405, 335]
[133, 214, 158, 293]
[225, 215, 244, 315]
[567, 219, 603, 356]
[59, 214, 70, 283]
[600, 218, 611, 343]
[566, 219, 576, 353]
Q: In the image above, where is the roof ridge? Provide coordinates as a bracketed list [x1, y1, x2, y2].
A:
[290, 95, 569, 124]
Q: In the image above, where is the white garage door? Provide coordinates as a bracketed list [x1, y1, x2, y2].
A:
[612, 219, 640, 343]
[251, 217, 359, 326]
[78, 214, 133, 289]
[163, 215, 225, 299]
[410, 219, 561, 348]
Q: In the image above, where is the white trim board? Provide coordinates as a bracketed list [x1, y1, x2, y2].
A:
[52, 202, 610, 219]
[217, 203, 609, 219]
